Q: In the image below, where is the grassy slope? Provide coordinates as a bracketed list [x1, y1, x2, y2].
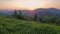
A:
[0, 16, 60, 34]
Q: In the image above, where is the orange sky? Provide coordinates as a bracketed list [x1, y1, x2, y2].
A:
[0, 0, 60, 10]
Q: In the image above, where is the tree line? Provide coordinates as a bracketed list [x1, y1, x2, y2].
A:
[12, 10, 60, 25]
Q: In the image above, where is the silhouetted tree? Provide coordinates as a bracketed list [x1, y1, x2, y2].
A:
[12, 10, 23, 20]
[12, 10, 18, 18]
[17, 11, 24, 20]
[34, 13, 37, 21]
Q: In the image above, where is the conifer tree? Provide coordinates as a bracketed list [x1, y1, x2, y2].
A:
[34, 13, 37, 21]
[13, 10, 18, 18]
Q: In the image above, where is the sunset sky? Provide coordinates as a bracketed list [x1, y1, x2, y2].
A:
[0, 0, 60, 10]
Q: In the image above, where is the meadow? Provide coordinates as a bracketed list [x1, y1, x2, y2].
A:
[0, 16, 60, 34]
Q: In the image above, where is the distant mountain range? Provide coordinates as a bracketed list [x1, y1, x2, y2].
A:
[35, 8, 60, 18]
[0, 10, 14, 15]
[0, 8, 60, 17]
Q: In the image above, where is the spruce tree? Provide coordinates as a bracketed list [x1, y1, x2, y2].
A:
[34, 13, 37, 21]
[12, 10, 18, 18]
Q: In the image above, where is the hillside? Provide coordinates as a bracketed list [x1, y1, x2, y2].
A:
[0, 16, 60, 34]
[0, 8, 60, 17]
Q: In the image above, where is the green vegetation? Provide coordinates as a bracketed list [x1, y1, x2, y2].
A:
[0, 16, 60, 34]
[12, 10, 60, 25]
[0, 10, 60, 34]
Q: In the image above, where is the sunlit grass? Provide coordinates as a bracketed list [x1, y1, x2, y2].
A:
[0, 16, 60, 34]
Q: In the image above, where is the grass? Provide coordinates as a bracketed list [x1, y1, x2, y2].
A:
[0, 16, 60, 34]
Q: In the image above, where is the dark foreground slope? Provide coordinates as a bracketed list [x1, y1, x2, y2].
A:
[0, 16, 60, 34]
